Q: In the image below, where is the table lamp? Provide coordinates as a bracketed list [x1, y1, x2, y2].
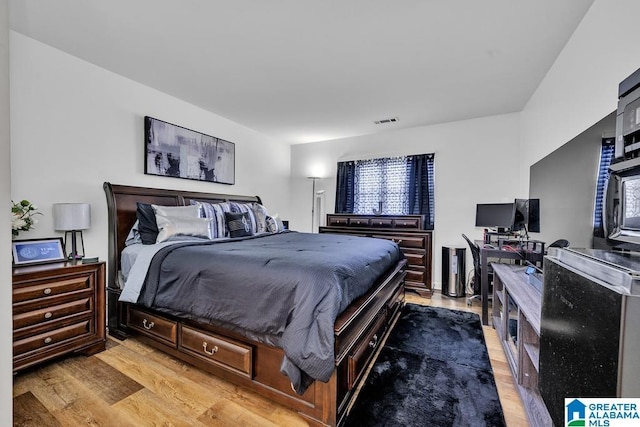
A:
[53, 203, 91, 259]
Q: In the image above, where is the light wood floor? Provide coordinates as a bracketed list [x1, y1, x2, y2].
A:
[13, 292, 528, 426]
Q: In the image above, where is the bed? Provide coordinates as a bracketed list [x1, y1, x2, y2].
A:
[103, 182, 407, 426]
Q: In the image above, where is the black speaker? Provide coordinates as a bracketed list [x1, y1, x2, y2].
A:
[528, 199, 540, 232]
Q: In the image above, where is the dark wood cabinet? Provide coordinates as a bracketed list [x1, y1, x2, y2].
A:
[320, 214, 433, 297]
[12, 261, 106, 372]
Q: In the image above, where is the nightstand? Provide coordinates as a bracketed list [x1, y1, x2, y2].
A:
[12, 261, 106, 373]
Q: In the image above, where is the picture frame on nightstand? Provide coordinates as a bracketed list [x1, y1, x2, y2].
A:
[12, 237, 66, 266]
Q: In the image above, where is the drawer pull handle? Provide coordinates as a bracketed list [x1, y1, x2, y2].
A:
[368, 334, 378, 348]
[142, 319, 155, 330]
[44, 312, 53, 319]
[203, 342, 219, 355]
[44, 337, 52, 344]
[43, 288, 52, 295]
[393, 239, 403, 244]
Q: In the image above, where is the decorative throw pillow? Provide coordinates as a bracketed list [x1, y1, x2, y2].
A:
[152, 203, 200, 218]
[228, 202, 259, 234]
[155, 215, 213, 243]
[197, 201, 234, 238]
[124, 220, 142, 246]
[136, 203, 160, 244]
[224, 212, 253, 238]
[251, 203, 270, 234]
[266, 213, 286, 233]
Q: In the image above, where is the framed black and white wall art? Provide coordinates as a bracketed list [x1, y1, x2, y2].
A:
[144, 116, 235, 185]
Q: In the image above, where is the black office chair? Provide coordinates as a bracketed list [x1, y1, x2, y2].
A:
[462, 233, 488, 306]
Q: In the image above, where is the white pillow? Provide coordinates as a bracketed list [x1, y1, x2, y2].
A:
[155, 215, 213, 243]
[152, 203, 200, 218]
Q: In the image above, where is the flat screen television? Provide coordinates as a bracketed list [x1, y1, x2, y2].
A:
[475, 203, 515, 231]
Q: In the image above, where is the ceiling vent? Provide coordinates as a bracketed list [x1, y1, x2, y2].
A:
[374, 117, 399, 125]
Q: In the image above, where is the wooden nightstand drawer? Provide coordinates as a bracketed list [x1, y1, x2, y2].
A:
[13, 320, 92, 357]
[13, 297, 92, 330]
[13, 274, 93, 303]
[180, 326, 252, 377]
[128, 307, 178, 346]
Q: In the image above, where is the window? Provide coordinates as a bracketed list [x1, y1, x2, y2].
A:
[336, 153, 435, 229]
[593, 137, 615, 237]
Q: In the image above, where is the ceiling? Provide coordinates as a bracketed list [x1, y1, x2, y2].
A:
[9, 1, 595, 144]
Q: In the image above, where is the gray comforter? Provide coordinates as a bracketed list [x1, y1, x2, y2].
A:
[136, 231, 403, 394]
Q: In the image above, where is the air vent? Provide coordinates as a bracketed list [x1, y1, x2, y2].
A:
[374, 117, 399, 125]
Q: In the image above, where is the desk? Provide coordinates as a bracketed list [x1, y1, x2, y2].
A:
[480, 240, 544, 325]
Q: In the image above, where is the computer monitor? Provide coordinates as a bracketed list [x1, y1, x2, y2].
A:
[513, 198, 541, 232]
[475, 203, 515, 232]
[513, 199, 529, 232]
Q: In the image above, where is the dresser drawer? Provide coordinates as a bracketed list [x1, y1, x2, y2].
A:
[369, 218, 394, 228]
[406, 268, 425, 284]
[128, 308, 178, 346]
[328, 217, 349, 226]
[180, 326, 252, 377]
[393, 218, 421, 229]
[348, 310, 388, 390]
[403, 251, 426, 268]
[372, 234, 426, 249]
[348, 217, 370, 227]
[13, 274, 93, 303]
[13, 320, 92, 357]
[13, 297, 92, 330]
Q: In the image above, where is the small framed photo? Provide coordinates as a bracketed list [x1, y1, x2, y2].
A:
[12, 238, 66, 266]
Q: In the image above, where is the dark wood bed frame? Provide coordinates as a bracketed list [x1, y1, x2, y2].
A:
[103, 182, 406, 426]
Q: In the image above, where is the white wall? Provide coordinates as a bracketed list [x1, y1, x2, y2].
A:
[1, 0, 12, 424]
[10, 32, 291, 284]
[520, 0, 640, 193]
[290, 113, 522, 289]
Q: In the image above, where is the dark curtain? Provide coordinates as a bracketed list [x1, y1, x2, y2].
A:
[408, 154, 435, 229]
[593, 137, 615, 237]
[335, 161, 355, 213]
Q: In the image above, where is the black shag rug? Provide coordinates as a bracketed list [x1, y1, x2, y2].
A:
[343, 304, 506, 427]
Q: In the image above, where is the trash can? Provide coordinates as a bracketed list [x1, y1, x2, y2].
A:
[442, 246, 466, 297]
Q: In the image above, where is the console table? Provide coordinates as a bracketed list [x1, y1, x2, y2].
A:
[319, 214, 432, 297]
[491, 263, 552, 427]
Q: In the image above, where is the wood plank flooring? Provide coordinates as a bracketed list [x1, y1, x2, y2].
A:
[13, 292, 528, 426]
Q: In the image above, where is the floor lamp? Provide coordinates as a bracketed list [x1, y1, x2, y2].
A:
[307, 177, 321, 232]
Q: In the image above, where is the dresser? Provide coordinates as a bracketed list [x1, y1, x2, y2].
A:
[12, 261, 106, 372]
[319, 214, 432, 297]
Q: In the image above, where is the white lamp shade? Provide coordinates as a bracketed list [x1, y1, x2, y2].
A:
[53, 203, 91, 231]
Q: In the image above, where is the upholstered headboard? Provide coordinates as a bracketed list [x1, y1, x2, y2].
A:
[103, 182, 261, 288]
